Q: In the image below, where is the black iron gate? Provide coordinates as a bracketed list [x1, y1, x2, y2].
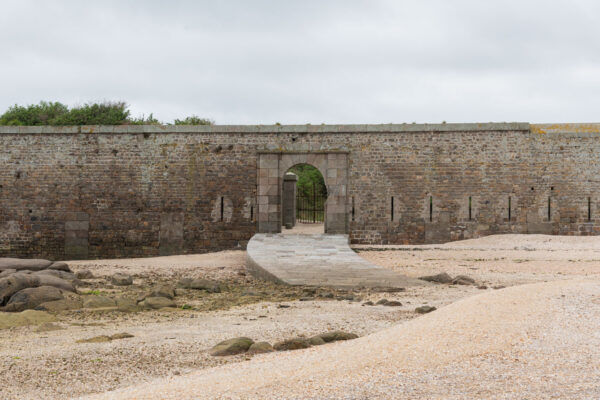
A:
[296, 189, 325, 223]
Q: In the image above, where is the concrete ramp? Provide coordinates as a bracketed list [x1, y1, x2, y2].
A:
[246, 233, 423, 288]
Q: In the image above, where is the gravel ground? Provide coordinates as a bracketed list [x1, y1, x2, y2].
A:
[2, 234, 600, 399]
[85, 278, 600, 399]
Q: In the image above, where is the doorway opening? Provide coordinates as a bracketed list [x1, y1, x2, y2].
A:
[282, 164, 327, 234]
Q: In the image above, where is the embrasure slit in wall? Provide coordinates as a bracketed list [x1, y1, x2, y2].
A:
[220, 197, 224, 222]
[468, 196, 472, 221]
[429, 196, 433, 222]
[547, 197, 551, 221]
[588, 197, 592, 222]
[508, 196, 512, 222]
[250, 205, 254, 222]
[391, 196, 394, 222]
[351, 196, 355, 222]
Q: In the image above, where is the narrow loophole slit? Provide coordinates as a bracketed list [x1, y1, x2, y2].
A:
[468, 196, 472, 221]
[429, 196, 433, 222]
[220, 197, 224, 221]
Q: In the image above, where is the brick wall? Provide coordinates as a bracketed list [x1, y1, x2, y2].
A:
[0, 123, 598, 259]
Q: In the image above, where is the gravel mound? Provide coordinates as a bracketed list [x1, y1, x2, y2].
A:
[85, 278, 600, 399]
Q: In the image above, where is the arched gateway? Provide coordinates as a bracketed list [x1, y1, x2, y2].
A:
[257, 152, 348, 234]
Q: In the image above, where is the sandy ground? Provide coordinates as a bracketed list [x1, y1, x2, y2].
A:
[1, 234, 599, 399]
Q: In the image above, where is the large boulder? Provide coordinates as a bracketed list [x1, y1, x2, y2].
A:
[209, 337, 254, 356]
[0, 269, 16, 278]
[35, 269, 76, 281]
[418, 272, 453, 284]
[2, 286, 64, 312]
[0, 273, 40, 305]
[139, 296, 176, 309]
[273, 337, 312, 351]
[0, 258, 52, 272]
[36, 274, 75, 292]
[111, 273, 133, 286]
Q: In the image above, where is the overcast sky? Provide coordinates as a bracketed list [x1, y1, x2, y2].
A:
[1, 1, 600, 124]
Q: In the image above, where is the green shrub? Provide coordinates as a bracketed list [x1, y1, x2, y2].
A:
[51, 102, 130, 125]
[0, 101, 68, 126]
[174, 115, 213, 125]
[0, 101, 213, 126]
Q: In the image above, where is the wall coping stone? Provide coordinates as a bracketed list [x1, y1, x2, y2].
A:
[0, 122, 530, 135]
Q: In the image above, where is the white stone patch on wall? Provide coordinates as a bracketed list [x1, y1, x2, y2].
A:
[211, 195, 233, 223]
[242, 196, 256, 220]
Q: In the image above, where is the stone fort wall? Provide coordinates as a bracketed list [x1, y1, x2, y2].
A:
[1, 123, 598, 259]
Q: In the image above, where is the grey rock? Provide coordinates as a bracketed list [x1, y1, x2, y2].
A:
[373, 287, 405, 293]
[247, 341, 274, 354]
[308, 336, 326, 346]
[138, 285, 176, 303]
[36, 297, 83, 312]
[48, 262, 71, 272]
[0, 273, 41, 305]
[3, 286, 64, 312]
[415, 305, 437, 314]
[116, 297, 139, 312]
[140, 296, 176, 309]
[376, 299, 389, 305]
[111, 273, 133, 286]
[418, 272, 453, 284]
[452, 275, 476, 285]
[0, 258, 52, 272]
[273, 337, 311, 351]
[75, 270, 94, 280]
[83, 296, 116, 309]
[178, 278, 220, 293]
[35, 269, 76, 281]
[362, 301, 374, 306]
[36, 274, 75, 292]
[210, 337, 254, 356]
[0, 269, 16, 278]
[317, 331, 359, 343]
[383, 300, 402, 307]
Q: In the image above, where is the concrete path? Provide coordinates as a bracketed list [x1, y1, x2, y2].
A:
[246, 233, 424, 288]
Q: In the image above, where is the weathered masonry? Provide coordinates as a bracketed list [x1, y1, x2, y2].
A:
[1, 123, 599, 259]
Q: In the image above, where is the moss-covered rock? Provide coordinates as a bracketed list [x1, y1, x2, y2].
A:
[210, 337, 254, 356]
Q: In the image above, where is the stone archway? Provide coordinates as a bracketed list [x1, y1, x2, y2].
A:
[257, 152, 348, 234]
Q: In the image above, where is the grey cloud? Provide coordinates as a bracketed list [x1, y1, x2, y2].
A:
[1, 0, 600, 124]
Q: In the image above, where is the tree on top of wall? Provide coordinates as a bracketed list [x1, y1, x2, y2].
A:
[289, 164, 327, 199]
[0, 101, 213, 126]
